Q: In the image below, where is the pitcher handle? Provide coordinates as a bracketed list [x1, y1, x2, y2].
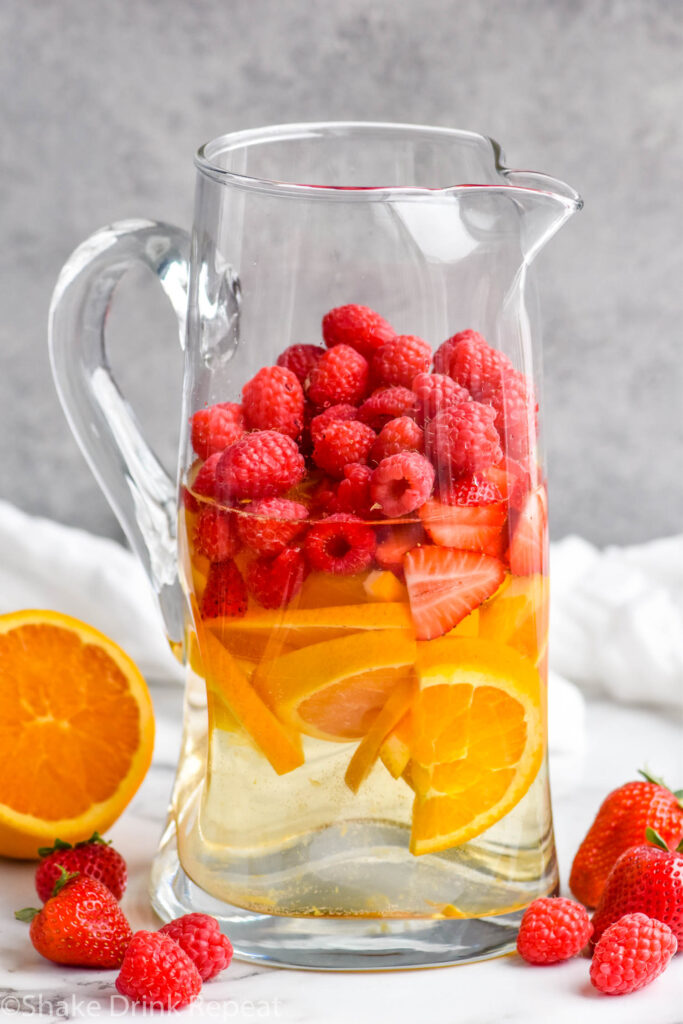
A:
[48, 219, 191, 655]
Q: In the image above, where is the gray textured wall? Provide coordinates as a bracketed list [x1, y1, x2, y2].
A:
[2, 0, 681, 545]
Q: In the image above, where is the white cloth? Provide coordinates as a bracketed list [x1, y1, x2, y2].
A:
[3, 501, 679, 763]
[550, 534, 683, 709]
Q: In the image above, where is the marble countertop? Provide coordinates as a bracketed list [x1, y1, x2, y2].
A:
[1, 684, 681, 1024]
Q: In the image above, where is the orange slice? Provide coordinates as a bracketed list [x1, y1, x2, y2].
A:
[0, 610, 155, 859]
[344, 676, 416, 793]
[363, 570, 408, 603]
[196, 624, 303, 775]
[297, 572, 370, 608]
[380, 712, 413, 779]
[208, 602, 413, 661]
[408, 638, 543, 855]
[478, 574, 548, 664]
[252, 630, 417, 742]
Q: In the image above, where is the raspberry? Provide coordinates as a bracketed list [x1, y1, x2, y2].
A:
[432, 328, 487, 377]
[158, 913, 233, 982]
[215, 431, 305, 502]
[371, 335, 432, 389]
[439, 472, 503, 506]
[590, 913, 677, 996]
[115, 931, 202, 1010]
[190, 452, 222, 503]
[371, 416, 423, 463]
[336, 464, 374, 518]
[358, 386, 418, 429]
[276, 343, 324, 386]
[412, 372, 470, 426]
[194, 506, 241, 561]
[308, 344, 370, 408]
[200, 559, 247, 619]
[237, 498, 308, 555]
[312, 419, 376, 478]
[516, 897, 593, 965]
[247, 547, 308, 609]
[441, 331, 514, 399]
[426, 401, 502, 477]
[304, 513, 377, 575]
[190, 403, 244, 461]
[308, 475, 340, 516]
[483, 371, 538, 461]
[322, 304, 395, 360]
[309, 404, 359, 445]
[242, 365, 304, 438]
[370, 451, 435, 517]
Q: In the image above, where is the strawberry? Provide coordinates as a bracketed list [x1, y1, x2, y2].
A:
[35, 833, 127, 903]
[403, 546, 505, 640]
[16, 870, 132, 967]
[200, 560, 248, 619]
[374, 522, 427, 572]
[419, 498, 507, 557]
[591, 829, 683, 946]
[507, 484, 547, 575]
[570, 769, 683, 908]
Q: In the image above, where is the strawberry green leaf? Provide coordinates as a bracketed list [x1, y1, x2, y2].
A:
[677, 838, 683, 854]
[638, 767, 669, 790]
[37, 837, 73, 858]
[15, 907, 40, 923]
[645, 826, 670, 851]
[75, 831, 110, 848]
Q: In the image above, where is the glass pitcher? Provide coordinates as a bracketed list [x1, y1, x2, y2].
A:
[48, 122, 581, 970]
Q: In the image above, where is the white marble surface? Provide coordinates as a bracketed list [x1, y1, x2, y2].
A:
[1, 684, 681, 1024]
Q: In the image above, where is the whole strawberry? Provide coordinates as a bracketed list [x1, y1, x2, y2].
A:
[116, 931, 202, 1010]
[159, 913, 233, 981]
[16, 871, 132, 967]
[570, 769, 683, 908]
[591, 829, 683, 945]
[590, 913, 677, 996]
[35, 833, 127, 902]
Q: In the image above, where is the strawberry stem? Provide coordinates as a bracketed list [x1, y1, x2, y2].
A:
[52, 866, 79, 897]
[14, 907, 40, 923]
[645, 826, 670, 851]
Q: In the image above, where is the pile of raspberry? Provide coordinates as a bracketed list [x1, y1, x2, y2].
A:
[186, 304, 539, 616]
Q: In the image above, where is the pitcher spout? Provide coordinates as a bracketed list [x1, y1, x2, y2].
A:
[499, 168, 583, 263]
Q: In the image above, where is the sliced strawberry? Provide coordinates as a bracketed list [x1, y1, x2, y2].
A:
[375, 522, 427, 571]
[507, 485, 548, 576]
[485, 458, 538, 511]
[404, 546, 506, 640]
[419, 498, 507, 556]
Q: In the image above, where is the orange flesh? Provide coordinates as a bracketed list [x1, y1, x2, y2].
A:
[0, 624, 141, 820]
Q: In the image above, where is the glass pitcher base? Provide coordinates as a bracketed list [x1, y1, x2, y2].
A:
[150, 817, 558, 970]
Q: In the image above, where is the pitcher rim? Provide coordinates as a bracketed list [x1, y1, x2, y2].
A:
[195, 120, 582, 210]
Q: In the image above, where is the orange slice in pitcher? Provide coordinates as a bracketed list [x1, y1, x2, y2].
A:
[478, 574, 548, 663]
[408, 638, 543, 856]
[197, 625, 303, 775]
[344, 675, 416, 793]
[252, 630, 417, 742]
[380, 712, 413, 779]
[0, 610, 155, 859]
[208, 602, 412, 660]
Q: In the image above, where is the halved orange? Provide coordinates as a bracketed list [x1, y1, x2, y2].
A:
[408, 638, 543, 856]
[0, 610, 155, 859]
[252, 630, 417, 742]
